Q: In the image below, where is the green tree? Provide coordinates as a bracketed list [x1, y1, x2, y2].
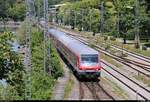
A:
[8, 3, 26, 21]
[52, 0, 150, 47]
[31, 28, 63, 99]
[0, 32, 25, 98]
[0, 0, 26, 21]
[0, 0, 16, 19]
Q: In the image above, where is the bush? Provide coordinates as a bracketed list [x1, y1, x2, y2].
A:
[31, 28, 63, 99]
[32, 72, 54, 100]
[144, 43, 150, 47]
[89, 44, 95, 49]
[125, 30, 134, 40]
[50, 43, 64, 79]
[142, 45, 147, 50]
[104, 36, 108, 41]
[122, 53, 128, 57]
[105, 1, 114, 8]
[105, 44, 110, 50]
[110, 36, 116, 41]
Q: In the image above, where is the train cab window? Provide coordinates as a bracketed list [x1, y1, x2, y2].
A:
[81, 54, 98, 65]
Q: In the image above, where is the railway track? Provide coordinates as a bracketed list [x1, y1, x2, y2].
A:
[93, 44, 150, 76]
[55, 43, 114, 100]
[122, 58, 150, 69]
[79, 81, 114, 100]
[111, 44, 150, 64]
[101, 60, 150, 100]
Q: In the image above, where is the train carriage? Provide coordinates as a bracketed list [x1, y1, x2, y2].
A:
[49, 28, 101, 78]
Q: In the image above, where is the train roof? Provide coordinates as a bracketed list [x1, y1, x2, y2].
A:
[48, 28, 99, 55]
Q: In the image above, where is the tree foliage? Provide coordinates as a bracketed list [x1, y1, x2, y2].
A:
[31, 28, 63, 99]
[0, 0, 26, 21]
[0, 32, 25, 99]
[56, 0, 100, 32]
[53, 0, 150, 42]
[8, 3, 26, 21]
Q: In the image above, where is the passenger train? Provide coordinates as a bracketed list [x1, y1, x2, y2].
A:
[48, 28, 101, 78]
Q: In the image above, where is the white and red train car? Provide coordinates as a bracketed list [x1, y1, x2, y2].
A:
[48, 28, 101, 78]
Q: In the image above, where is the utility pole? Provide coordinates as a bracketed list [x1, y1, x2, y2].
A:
[28, 0, 36, 21]
[68, 10, 71, 27]
[63, 11, 66, 26]
[43, 0, 49, 73]
[32, 0, 36, 18]
[25, 0, 32, 100]
[37, 0, 40, 22]
[134, 0, 140, 48]
[90, 10, 92, 32]
[47, 42, 51, 75]
[117, 11, 120, 38]
[74, 11, 77, 29]
[100, 1, 104, 34]
[81, 9, 84, 31]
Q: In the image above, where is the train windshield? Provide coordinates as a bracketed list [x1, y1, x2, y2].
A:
[81, 54, 98, 66]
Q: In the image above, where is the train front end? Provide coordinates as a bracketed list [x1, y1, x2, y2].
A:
[78, 54, 101, 78]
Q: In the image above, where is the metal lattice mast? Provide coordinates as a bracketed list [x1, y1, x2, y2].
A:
[33, 0, 36, 18]
[29, 0, 36, 23]
[81, 9, 84, 31]
[117, 10, 120, 38]
[43, 0, 49, 73]
[25, 0, 32, 100]
[100, 1, 104, 33]
[134, 0, 140, 48]
[37, 0, 40, 22]
[74, 11, 77, 29]
[90, 10, 92, 32]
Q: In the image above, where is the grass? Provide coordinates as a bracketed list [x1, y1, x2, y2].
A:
[101, 53, 123, 68]
[140, 39, 150, 43]
[103, 77, 129, 99]
[106, 39, 150, 57]
[0, 84, 3, 99]
[63, 74, 74, 99]
[134, 74, 150, 87]
[16, 21, 26, 45]
[94, 35, 150, 57]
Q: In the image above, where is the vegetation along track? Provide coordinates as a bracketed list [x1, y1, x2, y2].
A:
[79, 81, 114, 100]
